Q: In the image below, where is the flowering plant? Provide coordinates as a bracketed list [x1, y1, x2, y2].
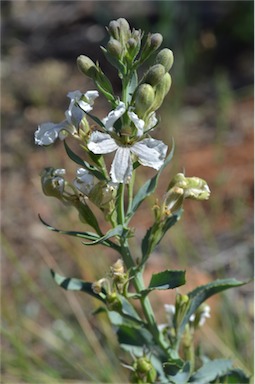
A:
[35, 18, 250, 383]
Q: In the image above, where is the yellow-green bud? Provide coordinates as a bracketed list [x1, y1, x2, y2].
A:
[156, 48, 174, 72]
[143, 64, 166, 86]
[107, 38, 122, 58]
[106, 292, 122, 311]
[77, 55, 97, 79]
[135, 83, 155, 117]
[164, 186, 184, 215]
[136, 357, 152, 374]
[168, 173, 210, 201]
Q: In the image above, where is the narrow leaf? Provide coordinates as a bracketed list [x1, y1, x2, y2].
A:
[82, 225, 123, 246]
[39, 215, 121, 250]
[50, 270, 106, 302]
[141, 270, 186, 296]
[189, 359, 233, 384]
[178, 278, 247, 336]
[164, 361, 190, 384]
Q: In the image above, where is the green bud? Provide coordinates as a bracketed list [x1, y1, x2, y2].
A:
[107, 38, 122, 58]
[127, 37, 137, 52]
[77, 55, 97, 79]
[136, 357, 152, 374]
[156, 48, 174, 72]
[106, 292, 122, 311]
[143, 64, 166, 86]
[151, 72, 172, 111]
[135, 83, 155, 117]
[150, 33, 163, 50]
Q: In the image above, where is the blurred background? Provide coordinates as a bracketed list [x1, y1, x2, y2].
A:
[1, 1, 254, 382]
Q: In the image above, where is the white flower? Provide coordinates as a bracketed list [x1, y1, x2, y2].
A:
[198, 304, 211, 326]
[88, 131, 167, 183]
[35, 90, 99, 146]
[73, 168, 95, 195]
[87, 103, 165, 183]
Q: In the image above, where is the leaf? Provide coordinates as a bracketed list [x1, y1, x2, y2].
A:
[126, 71, 138, 103]
[218, 368, 250, 383]
[141, 210, 182, 263]
[75, 201, 102, 234]
[141, 270, 186, 296]
[39, 215, 121, 250]
[127, 140, 175, 220]
[178, 278, 248, 336]
[164, 361, 190, 384]
[64, 141, 106, 181]
[50, 270, 106, 302]
[82, 225, 123, 247]
[189, 359, 233, 384]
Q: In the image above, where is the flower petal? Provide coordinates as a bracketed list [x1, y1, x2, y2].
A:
[110, 147, 132, 183]
[131, 138, 168, 170]
[35, 121, 69, 146]
[76, 90, 99, 113]
[88, 131, 118, 154]
[128, 111, 145, 137]
[102, 102, 126, 131]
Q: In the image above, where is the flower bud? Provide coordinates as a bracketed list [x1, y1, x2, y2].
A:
[106, 292, 122, 311]
[136, 357, 153, 374]
[150, 33, 163, 50]
[108, 20, 120, 39]
[156, 48, 174, 72]
[41, 168, 65, 199]
[134, 83, 155, 117]
[117, 18, 130, 36]
[77, 55, 97, 79]
[143, 64, 166, 86]
[107, 38, 122, 58]
[164, 186, 184, 215]
[152, 72, 172, 111]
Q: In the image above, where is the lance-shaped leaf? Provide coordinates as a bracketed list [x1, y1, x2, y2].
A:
[126, 140, 175, 221]
[189, 359, 233, 384]
[178, 278, 248, 337]
[51, 270, 106, 302]
[74, 201, 102, 234]
[141, 210, 182, 264]
[39, 215, 121, 251]
[141, 270, 186, 296]
[64, 141, 106, 181]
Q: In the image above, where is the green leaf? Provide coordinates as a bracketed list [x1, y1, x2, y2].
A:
[64, 141, 106, 181]
[127, 140, 175, 220]
[141, 210, 182, 264]
[50, 270, 106, 302]
[164, 361, 190, 384]
[74, 201, 102, 234]
[141, 270, 186, 296]
[189, 359, 233, 384]
[82, 225, 123, 247]
[39, 215, 121, 251]
[218, 368, 250, 383]
[126, 71, 138, 103]
[178, 278, 248, 336]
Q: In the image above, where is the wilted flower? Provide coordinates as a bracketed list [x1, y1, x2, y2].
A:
[35, 90, 98, 146]
[41, 168, 66, 198]
[73, 168, 95, 195]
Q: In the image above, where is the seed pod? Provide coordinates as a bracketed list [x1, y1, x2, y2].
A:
[156, 48, 174, 72]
